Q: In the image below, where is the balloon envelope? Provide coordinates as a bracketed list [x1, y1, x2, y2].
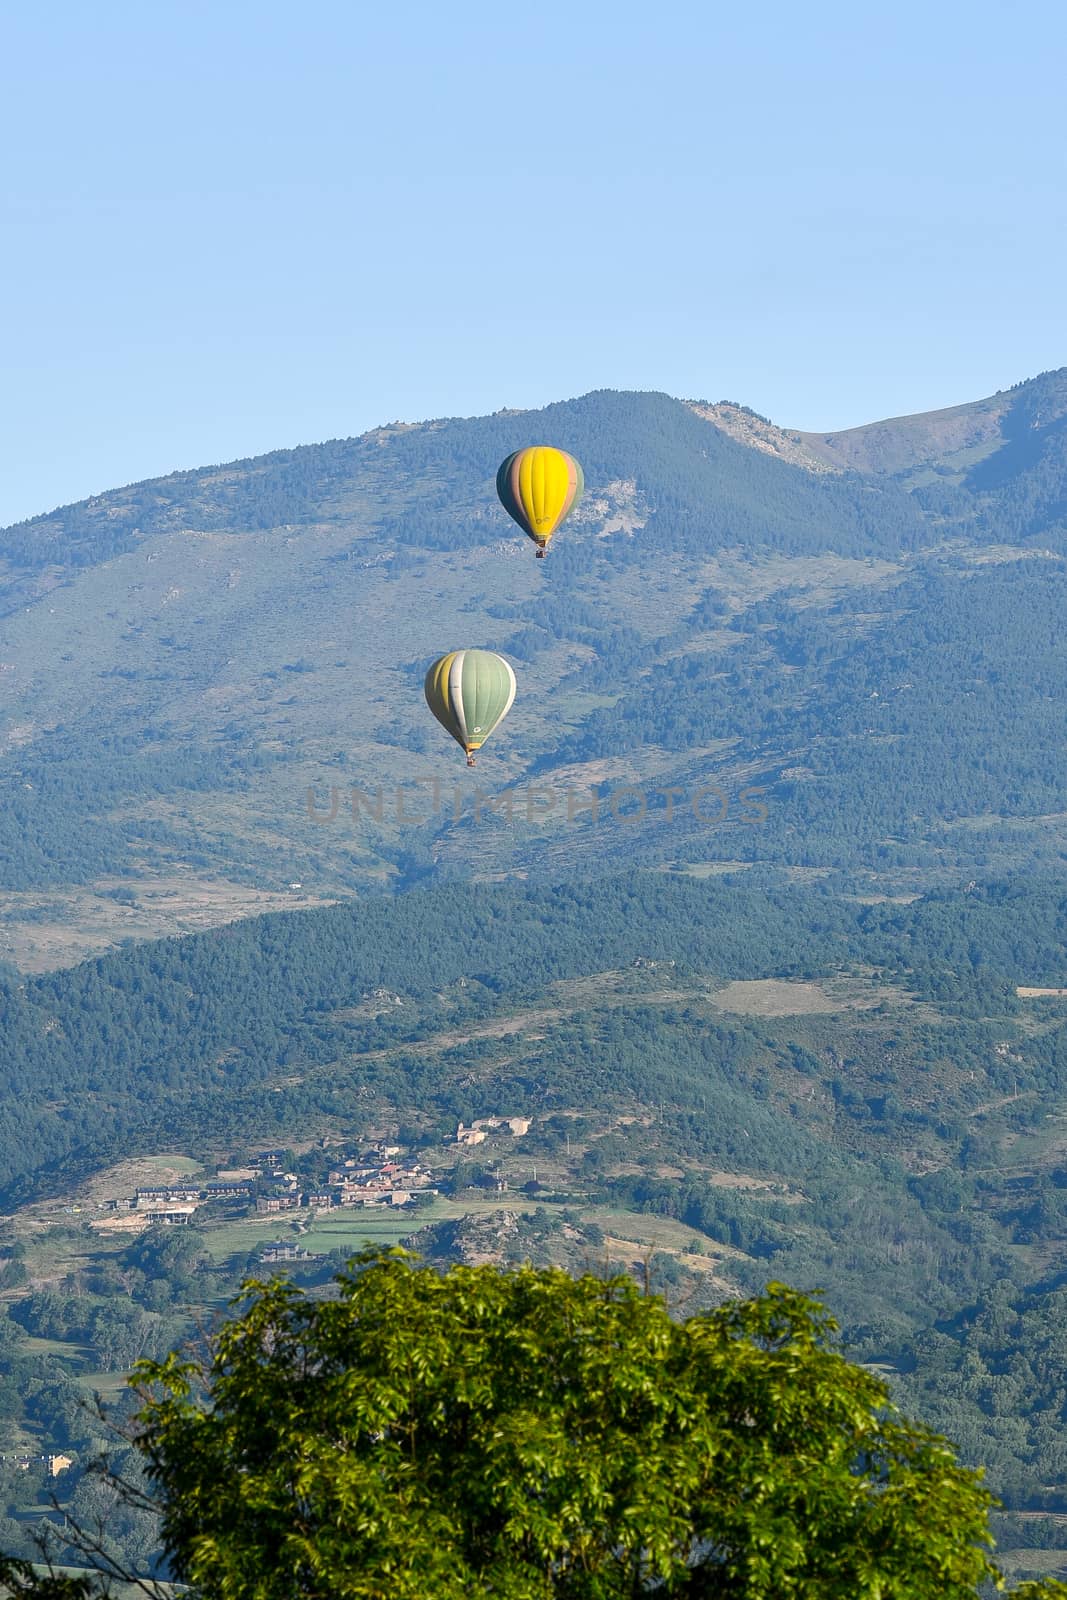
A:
[496, 446, 584, 552]
[424, 650, 517, 763]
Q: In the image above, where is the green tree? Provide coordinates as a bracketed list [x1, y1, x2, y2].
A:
[113, 1250, 1066, 1599]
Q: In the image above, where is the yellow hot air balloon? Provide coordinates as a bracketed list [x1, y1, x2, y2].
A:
[424, 649, 517, 766]
[496, 446, 584, 556]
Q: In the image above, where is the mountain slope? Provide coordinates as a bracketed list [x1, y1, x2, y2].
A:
[792, 389, 1013, 477]
[1, 376, 1066, 967]
[790, 368, 1067, 494]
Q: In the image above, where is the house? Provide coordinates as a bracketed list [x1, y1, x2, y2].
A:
[255, 1194, 301, 1214]
[479, 1117, 530, 1137]
[457, 1117, 531, 1142]
[145, 1205, 197, 1226]
[385, 1166, 432, 1190]
[204, 1182, 253, 1200]
[339, 1185, 417, 1209]
[136, 1186, 202, 1208]
[1, 1452, 77, 1477]
[339, 1189, 386, 1207]
[260, 1242, 324, 1263]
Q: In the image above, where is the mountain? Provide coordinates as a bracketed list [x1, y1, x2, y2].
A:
[697, 368, 1067, 489]
[2, 371, 1067, 1581]
[1, 375, 1066, 972]
[790, 387, 1014, 478]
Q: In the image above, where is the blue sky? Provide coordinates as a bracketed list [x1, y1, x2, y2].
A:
[1, 0, 1065, 527]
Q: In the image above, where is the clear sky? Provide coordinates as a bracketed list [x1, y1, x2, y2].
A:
[1, 0, 1065, 527]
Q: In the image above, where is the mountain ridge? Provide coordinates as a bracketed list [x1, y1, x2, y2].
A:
[6, 367, 1066, 551]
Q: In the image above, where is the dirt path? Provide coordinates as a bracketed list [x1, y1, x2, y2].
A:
[966, 1090, 1038, 1117]
[274, 985, 722, 1090]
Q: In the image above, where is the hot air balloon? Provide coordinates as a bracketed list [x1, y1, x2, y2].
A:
[424, 649, 517, 766]
[496, 446, 584, 556]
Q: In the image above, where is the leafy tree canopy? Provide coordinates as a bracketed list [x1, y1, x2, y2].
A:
[114, 1249, 1064, 1599]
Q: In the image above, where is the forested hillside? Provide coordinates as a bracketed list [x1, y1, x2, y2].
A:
[2, 868, 1067, 1577]
[3, 869, 1065, 1201]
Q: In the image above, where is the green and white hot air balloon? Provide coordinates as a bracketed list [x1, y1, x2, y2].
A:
[424, 649, 517, 766]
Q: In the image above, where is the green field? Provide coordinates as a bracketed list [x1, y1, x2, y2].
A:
[576, 1206, 738, 1258]
[301, 1196, 557, 1255]
[302, 1204, 449, 1253]
[19, 1336, 93, 1362]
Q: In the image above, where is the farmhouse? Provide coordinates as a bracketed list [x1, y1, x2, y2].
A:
[260, 1242, 325, 1263]
[255, 1194, 301, 1214]
[456, 1117, 531, 1144]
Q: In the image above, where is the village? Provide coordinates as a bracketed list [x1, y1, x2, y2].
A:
[0, 1119, 537, 1475]
[93, 1116, 533, 1229]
